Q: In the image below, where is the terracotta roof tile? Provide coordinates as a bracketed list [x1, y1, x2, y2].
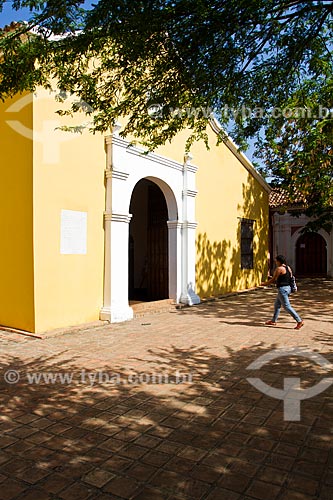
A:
[269, 187, 306, 209]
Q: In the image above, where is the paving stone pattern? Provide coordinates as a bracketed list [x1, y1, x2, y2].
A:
[0, 279, 332, 499]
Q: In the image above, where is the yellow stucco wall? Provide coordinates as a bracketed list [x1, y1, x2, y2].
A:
[0, 88, 268, 332]
[0, 93, 35, 331]
[32, 89, 106, 332]
[157, 126, 270, 297]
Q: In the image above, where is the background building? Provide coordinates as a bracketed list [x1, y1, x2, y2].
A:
[269, 188, 332, 277]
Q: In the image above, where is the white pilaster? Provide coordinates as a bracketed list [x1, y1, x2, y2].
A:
[111, 212, 134, 322]
[100, 124, 133, 323]
[100, 168, 112, 319]
[100, 212, 134, 322]
[167, 220, 182, 300]
[180, 153, 200, 305]
[100, 211, 112, 320]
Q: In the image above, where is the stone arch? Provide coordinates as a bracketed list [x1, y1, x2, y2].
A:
[127, 175, 178, 221]
[292, 229, 328, 276]
[129, 178, 170, 301]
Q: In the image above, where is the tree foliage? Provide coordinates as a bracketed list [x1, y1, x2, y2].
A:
[259, 76, 333, 231]
[0, 0, 333, 227]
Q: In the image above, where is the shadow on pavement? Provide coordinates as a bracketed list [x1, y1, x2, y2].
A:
[0, 337, 332, 499]
[175, 278, 333, 327]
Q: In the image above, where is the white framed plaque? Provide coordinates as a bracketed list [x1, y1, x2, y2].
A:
[60, 209, 87, 255]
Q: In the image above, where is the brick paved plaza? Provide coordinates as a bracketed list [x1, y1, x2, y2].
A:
[0, 279, 332, 499]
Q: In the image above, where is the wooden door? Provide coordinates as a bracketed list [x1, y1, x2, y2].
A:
[128, 234, 135, 298]
[147, 184, 169, 300]
[296, 233, 327, 276]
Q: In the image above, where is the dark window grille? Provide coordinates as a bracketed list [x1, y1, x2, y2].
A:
[241, 219, 254, 269]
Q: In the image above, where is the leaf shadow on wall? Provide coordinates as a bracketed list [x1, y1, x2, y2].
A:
[196, 179, 269, 298]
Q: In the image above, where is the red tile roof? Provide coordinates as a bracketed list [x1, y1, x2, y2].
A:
[269, 188, 306, 209]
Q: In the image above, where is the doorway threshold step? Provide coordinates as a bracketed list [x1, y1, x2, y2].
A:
[130, 299, 176, 317]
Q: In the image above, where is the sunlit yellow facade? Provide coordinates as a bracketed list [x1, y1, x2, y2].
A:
[0, 89, 269, 333]
[0, 90, 105, 332]
[157, 125, 270, 297]
[0, 92, 35, 331]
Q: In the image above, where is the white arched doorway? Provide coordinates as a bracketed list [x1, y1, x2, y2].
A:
[100, 126, 200, 323]
[129, 178, 177, 302]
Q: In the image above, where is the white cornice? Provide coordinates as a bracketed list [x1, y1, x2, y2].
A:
[166, 220, 198, 229]
[187, 164, 198, 173]
[112, 170, 129, 181]
[112, 213, 132, 223]
[183, 189, 198, 198]
[209, 118, 271, 194]
[105, 134, 199, 173]
[128, 146, 183, 172]
[104, 211, 132, 223]
[105, 169, 129, 181]
[103, 211, 112, 222]
[183, 221, 198, 229]
[167, 220, 183, 229]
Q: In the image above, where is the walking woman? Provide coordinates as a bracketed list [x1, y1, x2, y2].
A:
[261, 255, 304, 330]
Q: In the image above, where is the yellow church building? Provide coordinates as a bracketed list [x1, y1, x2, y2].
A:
[0, 89, 270, 333]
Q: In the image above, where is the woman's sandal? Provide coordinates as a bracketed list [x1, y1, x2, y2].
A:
[265, 320, 277, 326]
[294, 321, 304, 330]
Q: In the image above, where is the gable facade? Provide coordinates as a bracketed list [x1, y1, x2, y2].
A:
[0, 90, 270, 333]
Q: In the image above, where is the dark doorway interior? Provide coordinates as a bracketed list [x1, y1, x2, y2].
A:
[296, 233, 327, 276]
[129, 179, 169, 301]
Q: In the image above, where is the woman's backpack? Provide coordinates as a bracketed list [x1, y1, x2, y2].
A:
[290, 273, 297, 293]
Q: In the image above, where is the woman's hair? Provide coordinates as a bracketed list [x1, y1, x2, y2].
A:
[276, 254, 287, 265]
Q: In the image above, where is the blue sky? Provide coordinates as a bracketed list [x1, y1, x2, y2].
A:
[0, 2, 32, 27]
[0, 1, 94, 28]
